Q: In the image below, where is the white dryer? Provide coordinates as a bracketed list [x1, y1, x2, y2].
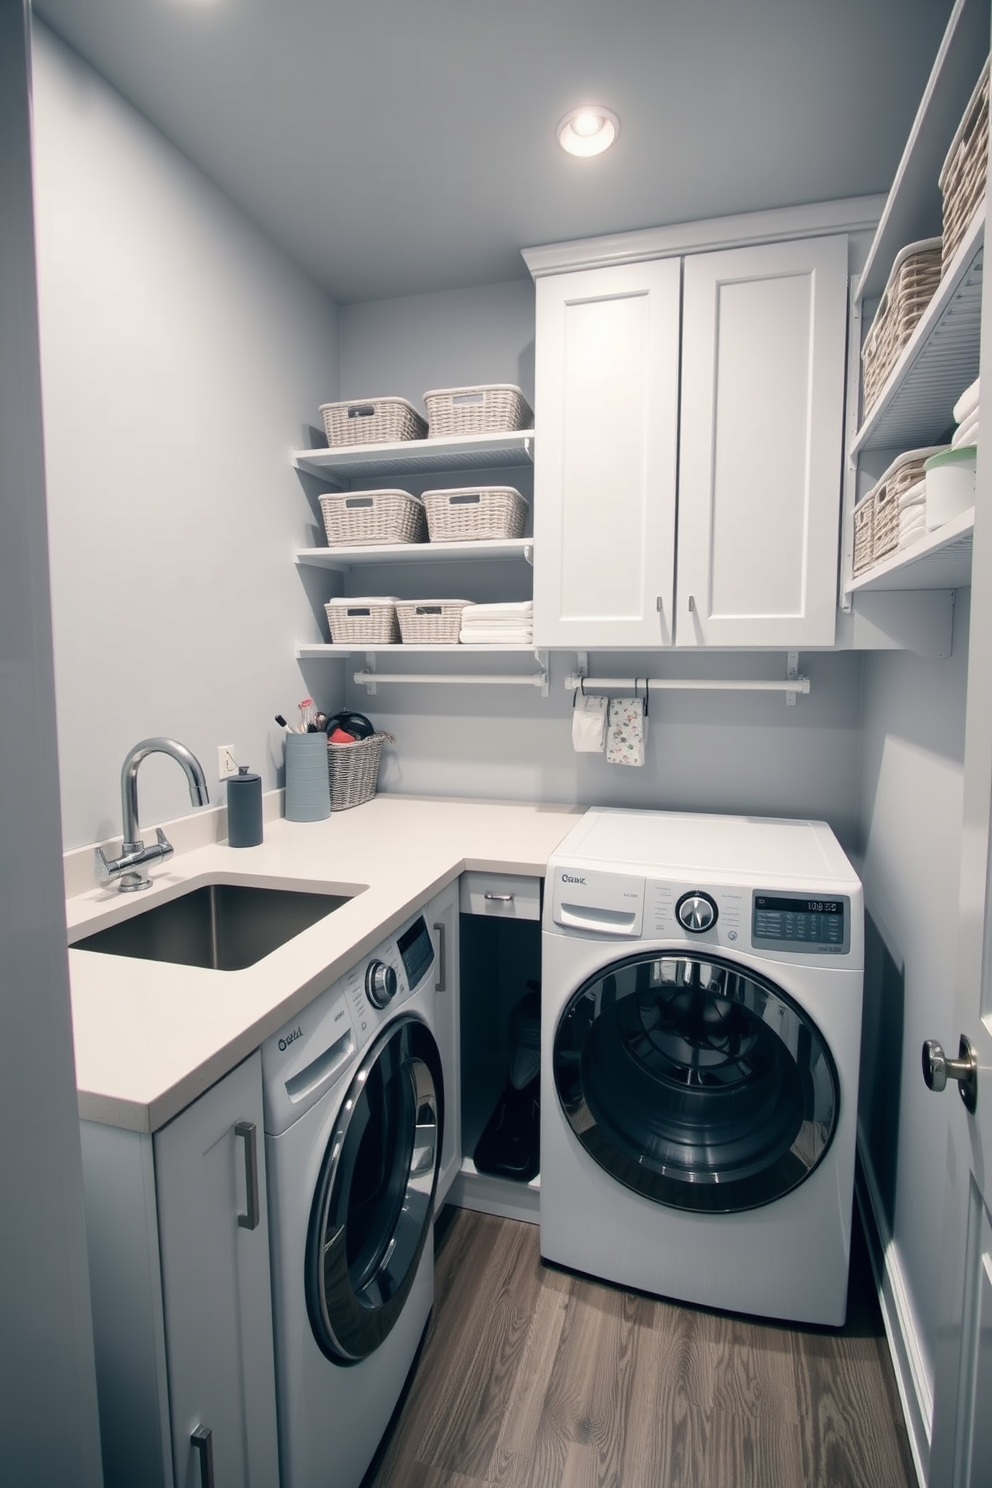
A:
[541, 808, 864, 1328]
[262, 898, 451, 1488]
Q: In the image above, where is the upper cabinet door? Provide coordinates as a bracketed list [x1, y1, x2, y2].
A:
[532, 259, 681, 649]
[676, 236, 848, 648]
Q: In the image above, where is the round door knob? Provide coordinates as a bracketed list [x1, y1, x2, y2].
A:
[922, 1036, 978, 1114]
[365, 960, 398, 1009]
[676, 891, 718, 933]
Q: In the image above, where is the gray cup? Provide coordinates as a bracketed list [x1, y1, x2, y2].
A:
[284, 732, 330, 821]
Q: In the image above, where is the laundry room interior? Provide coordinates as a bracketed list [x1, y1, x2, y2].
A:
[3, 1, 990, 1486]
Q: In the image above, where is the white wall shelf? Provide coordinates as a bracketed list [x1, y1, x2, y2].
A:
[845, 507, 974, 594]
[293, 430, 534, 484]
[296, 642, 538, 658]
[857, 0, 989, 304]
[296, 538, 534, 571]
[852, 207, 984, 455]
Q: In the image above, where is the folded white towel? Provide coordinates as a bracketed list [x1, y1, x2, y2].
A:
[572, 694, 608, 753]
[952, 411, 979, 448]
[953, 377, 980, 426]
[459, 629, 533, 644]
[460, 601, 533, 619]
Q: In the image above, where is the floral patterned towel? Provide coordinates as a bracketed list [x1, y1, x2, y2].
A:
[605, 697, 646, 766]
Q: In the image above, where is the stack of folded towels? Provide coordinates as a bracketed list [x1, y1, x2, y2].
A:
[459, 600, 534, 644]
[898, 484, 928, 550]
[952, 376, 980, 449]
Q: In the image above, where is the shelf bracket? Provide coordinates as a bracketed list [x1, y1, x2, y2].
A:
[786, 652, 799, 707]
[362, 652, 377, 696]
[534, 650, 550, 697]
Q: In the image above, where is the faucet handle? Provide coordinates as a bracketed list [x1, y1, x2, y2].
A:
[94, 845, 114, 882]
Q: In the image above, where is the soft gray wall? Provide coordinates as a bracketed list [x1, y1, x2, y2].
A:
[857, 586, 970, 1412]
[31, 22, 344, 850]
[0, 3, 103, 1480]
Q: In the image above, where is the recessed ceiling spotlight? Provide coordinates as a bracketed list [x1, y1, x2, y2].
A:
[557, 106, 620, 158]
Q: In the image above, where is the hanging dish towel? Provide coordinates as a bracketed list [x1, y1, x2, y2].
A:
[605, 697, 647, 766]
[571, 693, 608, 752]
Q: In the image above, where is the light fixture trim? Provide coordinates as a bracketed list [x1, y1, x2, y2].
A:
[557, 105, 621, 157]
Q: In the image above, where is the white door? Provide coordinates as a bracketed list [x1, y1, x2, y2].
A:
[926, 293, 992, 1484]
[531, 258, 681, 648]
[677, 235, 848, 647]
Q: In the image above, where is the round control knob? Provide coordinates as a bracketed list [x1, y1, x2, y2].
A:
[365, 959, 398, 1009]
[676, 891, 718, 933]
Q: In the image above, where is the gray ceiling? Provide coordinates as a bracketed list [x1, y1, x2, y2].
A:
[33, 0, 954, 304]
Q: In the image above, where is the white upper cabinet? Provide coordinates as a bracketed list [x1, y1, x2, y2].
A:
[531, 258, 681, 648]
[527, 209, 856, 650]
[677, 235, 849, 647]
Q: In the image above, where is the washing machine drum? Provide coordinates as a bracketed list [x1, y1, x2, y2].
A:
[305, 1014, 443, 1364]
[553, 952, 839, 1215]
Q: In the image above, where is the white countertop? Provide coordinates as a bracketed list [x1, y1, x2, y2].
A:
[66, 794, 581, 1134]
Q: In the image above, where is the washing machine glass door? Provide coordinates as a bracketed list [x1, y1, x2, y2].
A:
[554, 951, 838, 1214]
[306, 1013, 443, 1363]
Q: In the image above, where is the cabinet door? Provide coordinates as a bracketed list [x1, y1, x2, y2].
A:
[677, 235, 848, 647]
[154, 1052, 279, 1488]
[532, 258, 681, 648]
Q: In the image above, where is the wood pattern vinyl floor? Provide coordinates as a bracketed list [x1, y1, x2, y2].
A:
[363, 1204, 915, 1488]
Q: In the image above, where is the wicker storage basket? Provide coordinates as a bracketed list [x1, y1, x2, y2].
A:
[939, 57, 990, 275]
[324, 597, 400, 645]
[395, 598, 472, 644]
[861, 238, 943, 417]
[319, 490, 425, 547]
[421, 486, 529, 542]
[854, 446, 948, 572]
[327, 731, 394, 811]
[423, 384, 534, 438]
[319, 397, 427, 448]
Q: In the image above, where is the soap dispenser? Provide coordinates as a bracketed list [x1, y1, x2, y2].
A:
[227, 764, 263, 847]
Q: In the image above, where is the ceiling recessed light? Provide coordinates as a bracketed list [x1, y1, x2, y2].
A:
[557, 106, 620, 158]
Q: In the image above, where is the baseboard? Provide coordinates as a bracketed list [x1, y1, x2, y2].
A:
[855, 1126, 932, 1488]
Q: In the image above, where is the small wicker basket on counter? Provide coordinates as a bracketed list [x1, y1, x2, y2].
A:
[861, 238, 943, 419]
[852, 446, 947, 574]
[939, 56, 990, 275]
[394, 599, 472, 645]
[319, 490, 426, 547]
[421, 486, 529, 542]
[423, 384, 533, 438]
[319, 397, 427, 447]
[324, 597, 400, 645]
[327, 732, 394, 811]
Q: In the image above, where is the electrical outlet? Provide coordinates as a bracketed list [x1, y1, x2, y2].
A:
[217, 745, 238, 779]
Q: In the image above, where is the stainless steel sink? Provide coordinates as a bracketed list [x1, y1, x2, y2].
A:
[72, 882, 356, 971]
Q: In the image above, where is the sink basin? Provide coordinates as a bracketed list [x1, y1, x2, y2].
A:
[72, 882, 355, 971]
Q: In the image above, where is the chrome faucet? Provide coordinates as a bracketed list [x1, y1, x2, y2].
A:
[96, 737, 210, 892]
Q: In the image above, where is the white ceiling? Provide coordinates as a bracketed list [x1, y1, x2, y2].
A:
[33, 0, 954, 304]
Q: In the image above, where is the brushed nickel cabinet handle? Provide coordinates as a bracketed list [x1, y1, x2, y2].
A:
[191, 1425, 215, 1488]
[433, 921, 446, 992]
[484, 892, 514, 903]
[235, 1120, 259, 1230]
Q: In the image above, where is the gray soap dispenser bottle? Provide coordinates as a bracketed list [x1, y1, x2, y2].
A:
[227, 764, 263, 847]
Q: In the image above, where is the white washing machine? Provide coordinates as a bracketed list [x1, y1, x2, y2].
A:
[541, 808, 864, 1328]
[262, 899, 451, 1488]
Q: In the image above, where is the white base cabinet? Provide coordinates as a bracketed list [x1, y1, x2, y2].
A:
[80, 1052, 279, 1488]
[529, 217, 851, 650]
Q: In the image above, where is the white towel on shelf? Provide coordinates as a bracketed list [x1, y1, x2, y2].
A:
[459, 627, 533, 644]
[605, 697, 647, 767]
[952, 410, 979, 448]
[572, 694, 608, 753]
[953, 377, 980, 426]
[459, 601, 533, 621]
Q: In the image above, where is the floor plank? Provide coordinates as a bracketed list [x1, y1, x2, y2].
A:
[364, 1205, 915, 1488]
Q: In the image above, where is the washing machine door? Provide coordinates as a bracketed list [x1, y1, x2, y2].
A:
[305, 1013, 443, 1363]
[553, 951, 839, 1214]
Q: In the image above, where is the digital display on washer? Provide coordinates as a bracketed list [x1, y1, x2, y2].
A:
[751, 893, 850, 954]
[397, 915, 435, 989]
